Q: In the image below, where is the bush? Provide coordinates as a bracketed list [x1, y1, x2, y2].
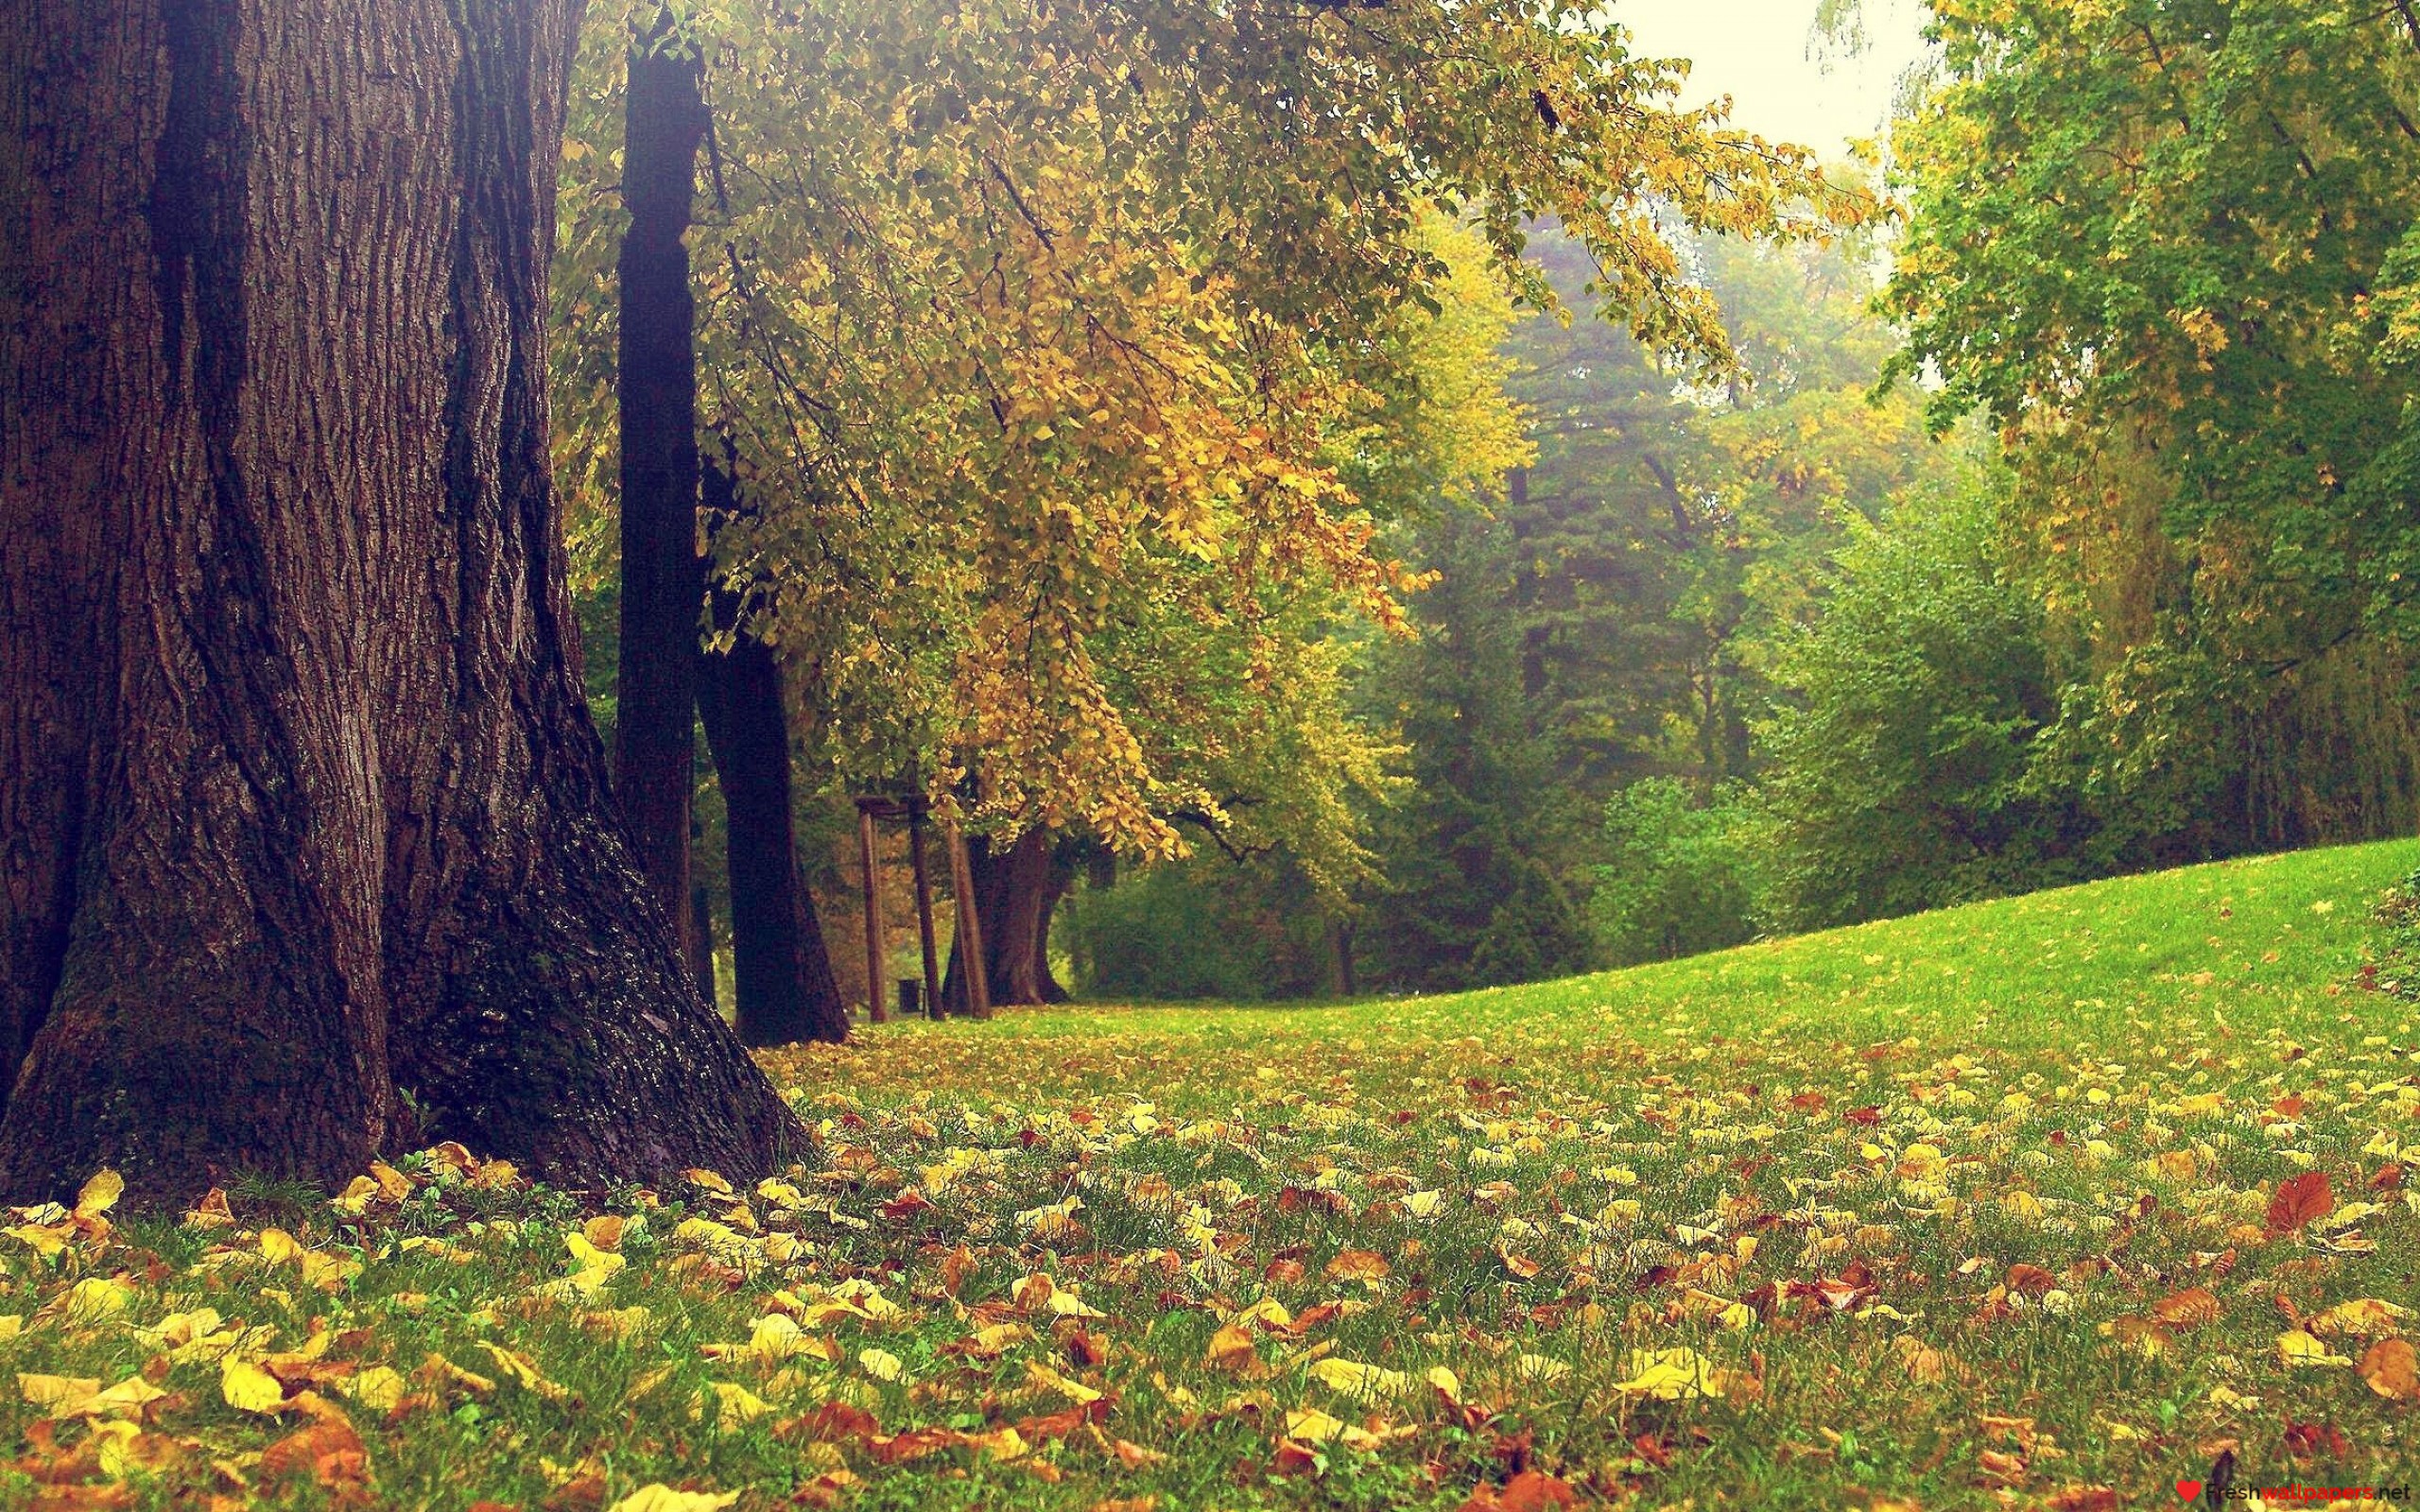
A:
[1590, 778, 1767, 966]
[1754, 471, 2082, 930]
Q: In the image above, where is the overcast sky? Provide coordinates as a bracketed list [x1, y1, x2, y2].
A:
[1613, 0, 1932, 161]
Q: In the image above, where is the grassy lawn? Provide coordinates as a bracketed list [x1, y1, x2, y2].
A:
[6, 838, 2419, 1510]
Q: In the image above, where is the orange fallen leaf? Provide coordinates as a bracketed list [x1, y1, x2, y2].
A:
[2152, 1287, 2220, 1328]
[2360, 1337, 2417, 1400]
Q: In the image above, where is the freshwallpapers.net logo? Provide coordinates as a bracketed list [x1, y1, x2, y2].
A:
[2178, 1450, 2413, 1505]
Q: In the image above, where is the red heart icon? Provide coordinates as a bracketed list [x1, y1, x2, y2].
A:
[2176, 1481, 2204, 1503]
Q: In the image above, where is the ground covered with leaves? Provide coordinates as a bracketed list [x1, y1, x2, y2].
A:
[4, 840, 2418, 1511]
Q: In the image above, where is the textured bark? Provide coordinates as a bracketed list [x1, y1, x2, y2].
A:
[941, 830, 1059, 1008]
[1032, 842, 1075, 1005]
[695, 465, 849, 1048]
[610, 14, 706, 943]
[687, 884, 717, 1005]
[0, 0, 801, 1204]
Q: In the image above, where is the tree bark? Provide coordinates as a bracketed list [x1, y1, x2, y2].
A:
[942, 820, 992, 1020]
[611, 10, 706, 948]
[1032, 842, 1076, 1005]
[688, 883, 717, 1005]
[695, 460, 849, 1048]
[941, 830, 1059, 1008]
[0, 0, 801, 1204]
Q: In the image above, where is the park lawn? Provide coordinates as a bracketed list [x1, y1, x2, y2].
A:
[2, 838, 2418, 1511]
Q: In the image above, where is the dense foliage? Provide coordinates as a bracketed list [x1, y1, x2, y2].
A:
[1083, 0, 2420, 998]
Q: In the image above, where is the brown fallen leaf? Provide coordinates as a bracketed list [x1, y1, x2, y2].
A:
[2152, 1287, 2221, 1328]
[1324, 1249, 1391, 1282]
[2267, 1171, 2333, 1235]
[259, 1419, 368, 1486]
[2004, 1263, 2055, 1297]
[1459, 1470, 1581, 1512]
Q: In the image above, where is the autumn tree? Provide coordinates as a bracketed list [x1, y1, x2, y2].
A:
[554, 0, 1867, 1010]
[0, 0, 800, 1203]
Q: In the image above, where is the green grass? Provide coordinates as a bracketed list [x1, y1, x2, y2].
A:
[5, 838, 2418, 1511]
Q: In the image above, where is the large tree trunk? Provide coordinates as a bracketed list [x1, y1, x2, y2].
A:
[941, 829, 1058, 1009]
[611, 11, 708, 947]
[696, 461, 850, 1048]
[1032, 842, 1076, 1005]
[0, 0, 801, 1204]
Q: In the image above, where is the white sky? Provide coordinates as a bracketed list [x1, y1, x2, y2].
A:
[1611, 0, 1932, 161]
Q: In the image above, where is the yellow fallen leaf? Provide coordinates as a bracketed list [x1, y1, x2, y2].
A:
[2309, 1298, 2411, 1337]
[86, 1375, 167, 1420]
[964, 1426, 1030, 1461]
[1026, 1361, 1102, 1405]
[59, 1275, 132, 1324]
[4, 1223, 68, 1258]
[220, 1356, 288, 1414]
[858, 1347, 904, 1383]
[419, 1352, 496, 1395]
[708, 1381, 773, 1426]
[1426, 1366, 1462, 1403]
[74, 1170, 124, 1219]
[19, 1372, 99, 1416]
[331, 1176, 380, 1216]
[1616, 1347, 1721, 1400]
[607, 1487, 740, 1512]
[477, 1341, 570, 1400]
[684, 1169, 734, 1195]
[1515, 1353, 1571, 1383]
[1305, 1357, 1409, 1400]
[340, 1366, 406, 1412]
[2277, 1330, 2352, 1368]
[1284, 1406, 1347, 1442]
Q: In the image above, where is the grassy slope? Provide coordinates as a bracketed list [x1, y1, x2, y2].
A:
[5, 839, 2417, 1511]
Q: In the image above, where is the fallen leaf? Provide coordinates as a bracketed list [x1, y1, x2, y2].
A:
[220, 1357, 289, 1415]
[2360, 1337, 2417, 1400]
[607, 1488, 739, 1512]
[2268, 1171, 2334, 1235]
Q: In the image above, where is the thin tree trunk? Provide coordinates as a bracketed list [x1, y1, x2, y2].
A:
[0, 0, 799, 1203]
[612, 10, 706, 951]
[908, 804, 943, 1021]
[855, 800, 889, 1022]
[942, 820, 993, 1019]
[695, 460, 849, 1047]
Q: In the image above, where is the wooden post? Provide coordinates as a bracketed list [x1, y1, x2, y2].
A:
[907, 800, 943, 1022]
[943, 816, 992, 1020]
[855, 799, 889, 1023]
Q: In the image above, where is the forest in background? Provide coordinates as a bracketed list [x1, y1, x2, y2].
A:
[1061, 3, 2420, 999]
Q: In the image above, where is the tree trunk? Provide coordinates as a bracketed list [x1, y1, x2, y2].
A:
[695, 461, 849, 1048]
[1032, 842, 1076, 1005]
[941, 830, 1057, 1008]
[611, 11, 708, 948]
[688, 884, 717, 1005]
[0, 0, 800, 1204]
